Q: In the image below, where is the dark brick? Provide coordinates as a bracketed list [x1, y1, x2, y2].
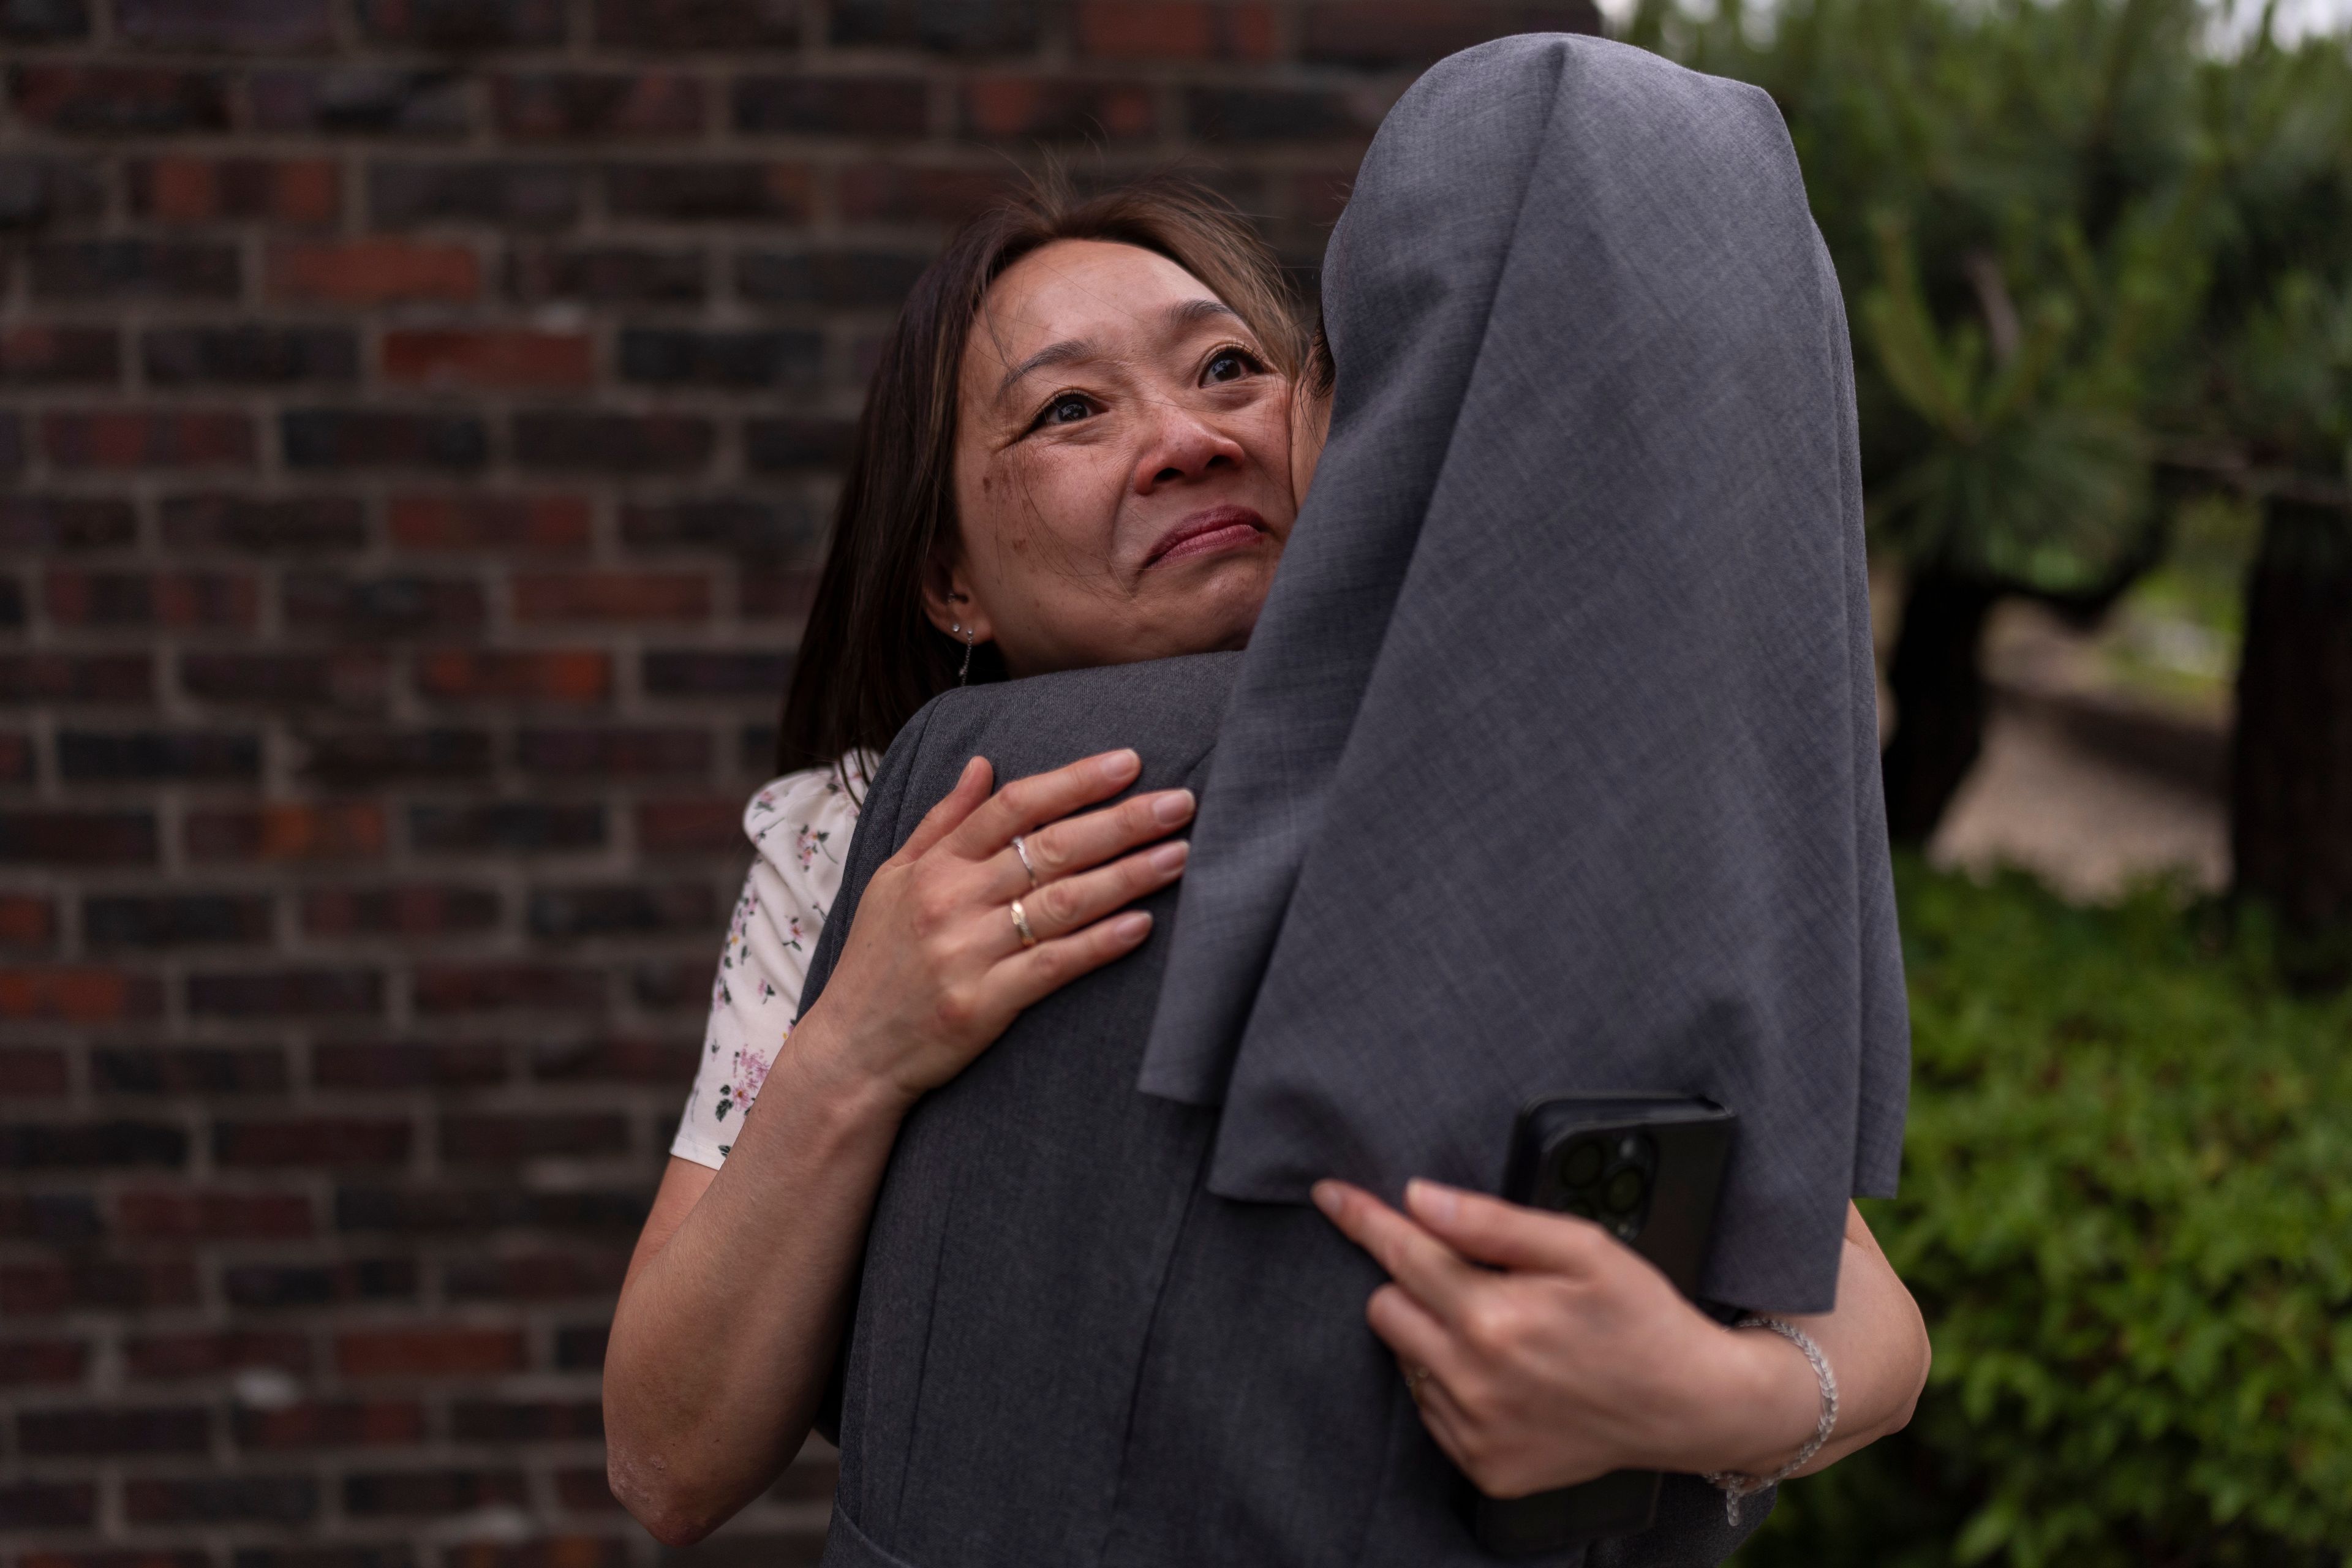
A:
[126, 1476, 318, 1525]
[9, 66, 231, 135]
[284, 573, 488, 636]
[356, 0, 565, 45]
[408, 801, 603, 854]
[302, 885, 500, 938]
[162, 494, 368, 552]
[643, 650, 793, 698]
[389, 493, 590, 551]
[116, 1189, 313, 1239]
[963, 77, 1155, 141]
[225, 1257, 417, 1309]
[118, 0, 333, 49]
[508, 243, 706, 304]
[552, 1323, 608, 1369]
[334, 1185, 646, 1236]
[1186, 85, 1384, 142]
[18, 1406, 210, 1454]
[369, 161, 581, 229]
[1300, 1, 1599, 66]
[189, 969, 386, 1018]
[181, 651, 388, 710]
[0, 967, 166, 1021]
[633, 796, 739, 854]
[343, 1470, 527, 1518]
[740, 722, 777, 768]
[516, 726, 710, 775]
[145, 326, 359, 386]
[0, 1119, 184, 1168]
[215, 1115, 409, 1166]
[0, 1479, 95, 1528]
[312, 1040, 506, 1088]
[629, 958, 707, 1011]
[22, 1553, 214, 1568]
[129, 154, 340, 224]
[337, 1325, 525, 1378]
[0, 0, 89, 40]
[29, 240, 242, 300]
[383, 328, 594, 390]
[282, 409, 489, 470]
[449, 1532, 633, 1568]
[235, 1402, 426, 1451]
[235, 1548, 416, 1568]
[513, 413, 714, 474]
[443, 1258, 624, 1306]
[735, 247, 929, 307]
[835, 162, 1014, 223]
[620, 497, 820, 557]
[94, 1045, 288, 1095]
[531, 1037, 693, 1084]
[594, 0, 795, 46]
[302, 728, 496, 786]
[0, 814, 147, 871]
[47, 570, 257, 628]
[528, 882, 714, 938]
[0, 895, 58, 951]
[1, 1044, 69, 1093]
[0, 1337, 90, 1385]
[0, 654, 153, 704]
[831, 0, 1040, 53]
[441, 1112, 629, 1164]
[734, 77, 929, 137]
[123, 1329, 308, 1379]
[0, 495, 137, 551]
[605, 162, 810, 222]
[618, 328, 820, 389]
[271, 238, 480, 304]
[745, 416, 854, 472]
[1074, 0, 1278, 59]
[2, 1258, 197, 1314]
[0, 1191, 104, 1242]
[0, 156, 105, 227]
[0, 326, 118, 385]
[412, 963, 606, 1013]
[415, 650, 609, 704]
[495, 72, 704, 138]
[58, 729, 261, 783]
[0, 731, 33, 783]
[555, 1469, 622, 1512]
[86, 893, 274, 948]
[44, 409, 255, 468]
[251, 69, 470, 135]
[186, 804, 386, 862]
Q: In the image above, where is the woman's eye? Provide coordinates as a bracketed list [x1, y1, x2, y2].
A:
[1043, 394, 1091, 426]
[1204, 349, 1259, 384]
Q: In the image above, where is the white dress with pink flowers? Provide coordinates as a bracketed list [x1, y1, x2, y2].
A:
[669, 753, 873, 1168]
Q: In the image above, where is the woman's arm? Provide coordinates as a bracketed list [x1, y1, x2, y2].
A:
[604, 750, 1196, 1544]
[1313, 1182, 1929, 1500]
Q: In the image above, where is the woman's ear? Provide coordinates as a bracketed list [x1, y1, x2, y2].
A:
[919, 556, 993, 646]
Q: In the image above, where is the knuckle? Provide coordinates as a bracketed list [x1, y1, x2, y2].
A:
[932, 986, 979, 1036]
[1461, 1298, 1521, 1356]
[1040, 880, 1080, 926]
[1032, 826, 1074, 871]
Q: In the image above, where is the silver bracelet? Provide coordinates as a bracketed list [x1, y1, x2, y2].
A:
[1700, 1315, 1838, 1526]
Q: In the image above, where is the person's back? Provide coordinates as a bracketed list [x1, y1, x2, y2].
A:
[800, 654, 1760, 1567]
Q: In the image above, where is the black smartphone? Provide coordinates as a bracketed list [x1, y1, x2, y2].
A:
[1463, 1095, 1738, 1558]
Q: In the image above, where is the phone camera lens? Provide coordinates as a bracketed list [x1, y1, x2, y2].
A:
[1566, 1198, 1599, 1221]
[1558, 1139, 1605, 1188]
[1604, 1169, 1646, 1213]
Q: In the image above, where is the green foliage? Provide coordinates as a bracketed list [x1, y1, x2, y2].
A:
[1735, 861, 2352, 1567]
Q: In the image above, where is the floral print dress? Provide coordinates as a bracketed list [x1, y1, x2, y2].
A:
[670, 752, 874, 1167]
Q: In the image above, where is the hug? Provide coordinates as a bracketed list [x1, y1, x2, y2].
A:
[604, 32, 1927, 1568]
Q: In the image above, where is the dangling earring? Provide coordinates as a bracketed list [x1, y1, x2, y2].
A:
[949, 619, 974, 685]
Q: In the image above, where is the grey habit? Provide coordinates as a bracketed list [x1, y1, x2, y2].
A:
[1147, 32, 1911, 1313]
[793, 30, 1907, 1567]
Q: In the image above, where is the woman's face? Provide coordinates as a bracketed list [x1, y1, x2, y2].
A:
[938, 239, 1300, 676]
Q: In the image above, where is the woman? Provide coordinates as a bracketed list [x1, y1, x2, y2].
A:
[606, 168, 1927, 1546]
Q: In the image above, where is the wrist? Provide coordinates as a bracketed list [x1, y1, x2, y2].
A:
[1684, 1320, 1826, 1477]
[777, 1005, 922, 1131]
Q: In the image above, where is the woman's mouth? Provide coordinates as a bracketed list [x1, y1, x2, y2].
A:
[1145, 506, 1269, 568]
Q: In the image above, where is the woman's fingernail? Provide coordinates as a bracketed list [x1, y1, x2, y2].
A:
[1406, 1179, 1459, 1224]
[1311, 1181, 1343, 1219]
[1112, 911, 1152, 941]
[1150, 840, 1189, 873]
[1152, 789, 1195, 825]
[1099, 749, 1140, 781]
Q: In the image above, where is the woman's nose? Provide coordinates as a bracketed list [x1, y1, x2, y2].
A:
[1134, 407, 1246, 492]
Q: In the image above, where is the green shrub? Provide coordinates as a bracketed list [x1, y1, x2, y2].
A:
[1736, 860, 2352, 1567]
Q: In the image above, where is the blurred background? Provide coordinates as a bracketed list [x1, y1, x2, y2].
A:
[2, 2, 2348, 1566]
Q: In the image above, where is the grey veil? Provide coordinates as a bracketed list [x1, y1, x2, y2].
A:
[1142, 34, 1910, 1313]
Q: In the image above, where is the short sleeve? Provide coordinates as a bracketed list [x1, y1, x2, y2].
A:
[670, 754, 872, 1168]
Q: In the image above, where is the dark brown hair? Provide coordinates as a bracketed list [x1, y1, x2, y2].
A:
[773, 174, 1304, 778]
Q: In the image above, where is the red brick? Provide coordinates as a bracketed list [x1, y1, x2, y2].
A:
[444, 1536, 628, 1568]
[837, 162, 1019, 223]
[594, 0, 797, 47]
[336, 1327, 526, 1379]
[186, 803, 386, 863]
[529, 1035, 696, 1083]
[17, 1406, 211, 1455]
[0, 967, 166, 1022]
[0, 1338, 91, 1386]
[0, 1046, 72, 1095]
[0, 1479, 99, 1528]
[43, 409, 255, 469]
[22, 1554, 208, 1568]
[313, 1041, 508, 1088]
[123, 1330, 311, 1381]
[303, 883, 500, 940]
[0, 326, 120, 385]
[1300, 1, 1598, 66]
[45, 570, 259, 628]
[358, 0, 565, 46]
[603, 161, 812, 222]
[412, 963, 606, 1014]
[161, 492, 368, 551]
[181, 651, 388, 710]
[214, 1117, 410, 1167]
[554, 1468, 622, 1513]
[512, 571, 709, 623]
[1076, 0, 1279, 58]
[270, 239, 480, 304]
[190, 968, 385, 1017]
[633, 797, 740, 854]
[0, 653, 157, 704]
[2, 1259, 199, 1315]
[10, 67, 230, 134]
[383, 330, 595, 390]
[235, 1399, 426, 1450]
[494, 71, 706, 139]
[0, 494, 138, 550]
[0, 895, 57, 950]
[511, 412, 715, 474]
[388, 492, 591, 552]
[118, 0, 336, 50]
[416, 650, 610, 705]
[124, 1474, 319, 1525]
[283, 573, 489, 635]
[131, 156, 341, 225]
[117, 1189, 315, 1240]
[964, 78, 1156, 140]
[515, 726, 710, 776]
[343, 1468, 527, 1517]
[443, 1253, 627, 1302]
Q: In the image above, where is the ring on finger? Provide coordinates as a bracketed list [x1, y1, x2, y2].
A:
[1010, 833, 1040, 889]
[1403, 1363, 1431, 1398]
[1009, 898, 1038, 949]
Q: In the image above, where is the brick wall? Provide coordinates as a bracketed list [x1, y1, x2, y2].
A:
[0, 3, 1599, 1566]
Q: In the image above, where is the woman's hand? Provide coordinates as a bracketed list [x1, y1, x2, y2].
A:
[1313, 1179, 1852, 1499]
[799, 747, 1194, 1105]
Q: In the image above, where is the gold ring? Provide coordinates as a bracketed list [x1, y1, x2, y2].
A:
[1010, 834, 1040, 889]
[1009, 898, 1037, 948]
[1403, 1364, 1431, 1397]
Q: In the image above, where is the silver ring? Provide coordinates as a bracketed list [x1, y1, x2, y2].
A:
[1009, 898, 1037, 948]
[1010, 834, 1039, 889]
